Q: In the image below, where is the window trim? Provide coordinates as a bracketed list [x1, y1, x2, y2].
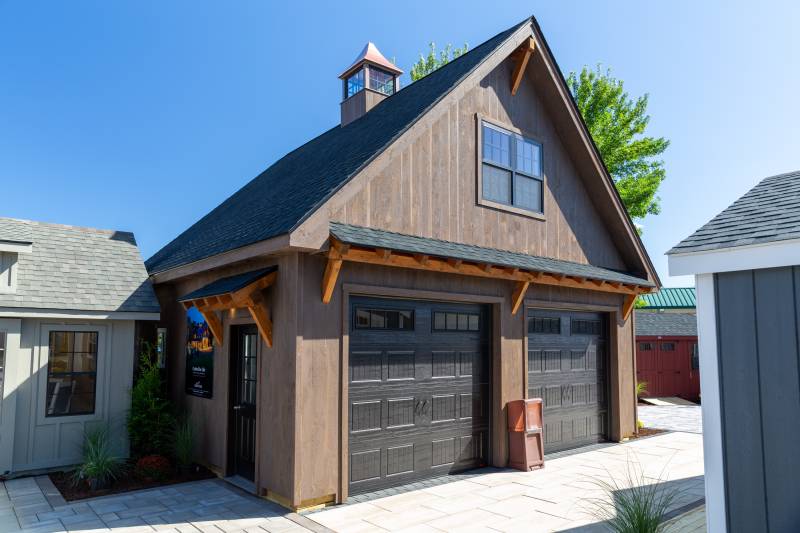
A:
[37, 324, 107, 424]
[45, 330, 99, 418]
[476, 114, 546, 220]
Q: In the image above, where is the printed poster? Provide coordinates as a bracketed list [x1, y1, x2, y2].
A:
[185, 306, 213, 398]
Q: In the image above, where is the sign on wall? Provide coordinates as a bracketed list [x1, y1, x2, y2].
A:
[185, 306, 213, 398]
[156, 328, 167, 369]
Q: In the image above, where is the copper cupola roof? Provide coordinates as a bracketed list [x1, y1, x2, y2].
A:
[339, 42, 403, 79]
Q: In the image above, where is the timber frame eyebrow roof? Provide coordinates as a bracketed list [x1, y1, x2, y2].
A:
[330, 223, 653, 288]
[669, 170, 800, 254]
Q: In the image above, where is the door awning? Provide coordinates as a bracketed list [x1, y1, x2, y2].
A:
[179, 266, 277, 347]
[322, 223, 655, 318]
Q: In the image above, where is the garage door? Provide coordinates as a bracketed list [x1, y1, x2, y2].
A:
[348, 296, 491, 495]
[527, 308, 608, 453]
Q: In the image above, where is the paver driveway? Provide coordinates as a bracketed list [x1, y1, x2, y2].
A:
[638, 404, 703, 434]
[308, 432, 704, 533]
[0, 477, 314, 533]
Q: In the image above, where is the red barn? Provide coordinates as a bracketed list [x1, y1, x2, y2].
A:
[635, 312, 699, 401]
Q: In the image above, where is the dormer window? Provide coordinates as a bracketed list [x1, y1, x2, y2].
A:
[346, 68, 365, 98]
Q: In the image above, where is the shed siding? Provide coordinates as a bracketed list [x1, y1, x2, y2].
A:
[715, 267, 800, 532]
[9, 317, 135, 472]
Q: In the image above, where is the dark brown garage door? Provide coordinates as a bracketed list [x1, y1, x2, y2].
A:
[527, 308, 608, 453]
[348, 296, 491, 495]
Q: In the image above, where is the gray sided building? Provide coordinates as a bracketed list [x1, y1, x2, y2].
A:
[0, 218, 159, 476]
[669, 170, 800, 533]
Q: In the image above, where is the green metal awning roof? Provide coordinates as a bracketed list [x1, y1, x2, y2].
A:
[638, 287, 696, 309]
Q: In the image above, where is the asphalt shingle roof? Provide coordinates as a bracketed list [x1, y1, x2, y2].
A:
[145, 19, 528, 275]
[0, 218, 159, 313]
[178, 266, 277, 302]
[330, 223, 653, 287]
[639, 287, 696, 309]
[669, 170, 800, 254]
[635, 312, 697, 337]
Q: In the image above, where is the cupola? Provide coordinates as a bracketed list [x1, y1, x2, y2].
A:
[339, 42, 403, 126]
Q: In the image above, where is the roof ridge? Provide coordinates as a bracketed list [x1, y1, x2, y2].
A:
[0, 216, 131, 237]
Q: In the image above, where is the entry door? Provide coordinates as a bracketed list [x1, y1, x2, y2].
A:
[229, 326, 258, 481]
[527, 309, 609, 453]
[348, 297, 491, 495]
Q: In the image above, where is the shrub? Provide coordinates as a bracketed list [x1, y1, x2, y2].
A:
[637, 419, 645, 430]
[72, 426, 123, 490]
[174, 416, 195, 469]
[128, 343, 175, 457]
[636, 381, 648, 399]
[136, 455, 171, 481]
[583, 455, 677, 533]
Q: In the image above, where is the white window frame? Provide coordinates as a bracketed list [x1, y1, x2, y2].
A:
[476, 114, 546, 219]
[36, 323, 108, 425]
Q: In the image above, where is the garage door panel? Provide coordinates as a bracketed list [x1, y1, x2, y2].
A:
[349, 297, 490, 494]
[527, 309, 609, 454]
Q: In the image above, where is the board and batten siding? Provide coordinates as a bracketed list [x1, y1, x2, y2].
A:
[8, 318, 135, 472]
[714, 266, 800, 533]
[320, 52, 628, 272]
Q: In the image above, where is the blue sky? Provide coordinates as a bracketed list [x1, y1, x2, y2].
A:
[2, 1, 798, 286]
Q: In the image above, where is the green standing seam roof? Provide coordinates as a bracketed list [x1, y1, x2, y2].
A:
[330, 223, 653, 287]
[638, 287, 696, 309]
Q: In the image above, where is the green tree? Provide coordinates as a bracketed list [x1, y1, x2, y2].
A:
[410, 42, 469, 81]
[567, 66, 669, 224]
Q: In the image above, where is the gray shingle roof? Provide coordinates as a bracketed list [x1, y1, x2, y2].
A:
[635, 312, 697, 337]
[330, 223, 653, 287]
[0, 218, 159, 314]
[145, 19, 529, 275]
[178, 266, 277, 302]
[669, 170, 800, 254]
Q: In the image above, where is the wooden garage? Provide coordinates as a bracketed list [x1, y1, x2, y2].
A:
[146, 16, 659, 510]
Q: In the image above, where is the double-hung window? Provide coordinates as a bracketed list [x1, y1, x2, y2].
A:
[46, 331, 98, 417]
[481, 121, 543, 214]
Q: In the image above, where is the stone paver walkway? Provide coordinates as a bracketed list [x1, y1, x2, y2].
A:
[663, 504, 706, 532]
[639, 404, 703, 433]
[0, 477, 314, 533]
[308, 432, 705, 532]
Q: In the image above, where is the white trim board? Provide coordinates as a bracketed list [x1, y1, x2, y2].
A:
[0, 308, 159, 321]
[0, 242, 32, 254]
[668, 238, 800, 276]
[695, 273, 726, 533]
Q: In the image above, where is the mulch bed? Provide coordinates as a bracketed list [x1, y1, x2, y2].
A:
[49, 464, 215, 501]
[629, 427, 667, 439]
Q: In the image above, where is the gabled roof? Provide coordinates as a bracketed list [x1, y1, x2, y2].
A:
[669, 170, 800, 254]
[635, 312, 697, 337]
[331, 223, 653, 287]
[0, 218, 159, 314]
[639, 287, 696, 309]
[145, 19, 526, 275]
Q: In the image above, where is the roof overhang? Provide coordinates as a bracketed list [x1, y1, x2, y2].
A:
[0, 308, 159, 320]
[668, 237, 800, 276]
[322, 224, 654, 319]
[0, 240, 33, 254]
[179, 267, 277, 347]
